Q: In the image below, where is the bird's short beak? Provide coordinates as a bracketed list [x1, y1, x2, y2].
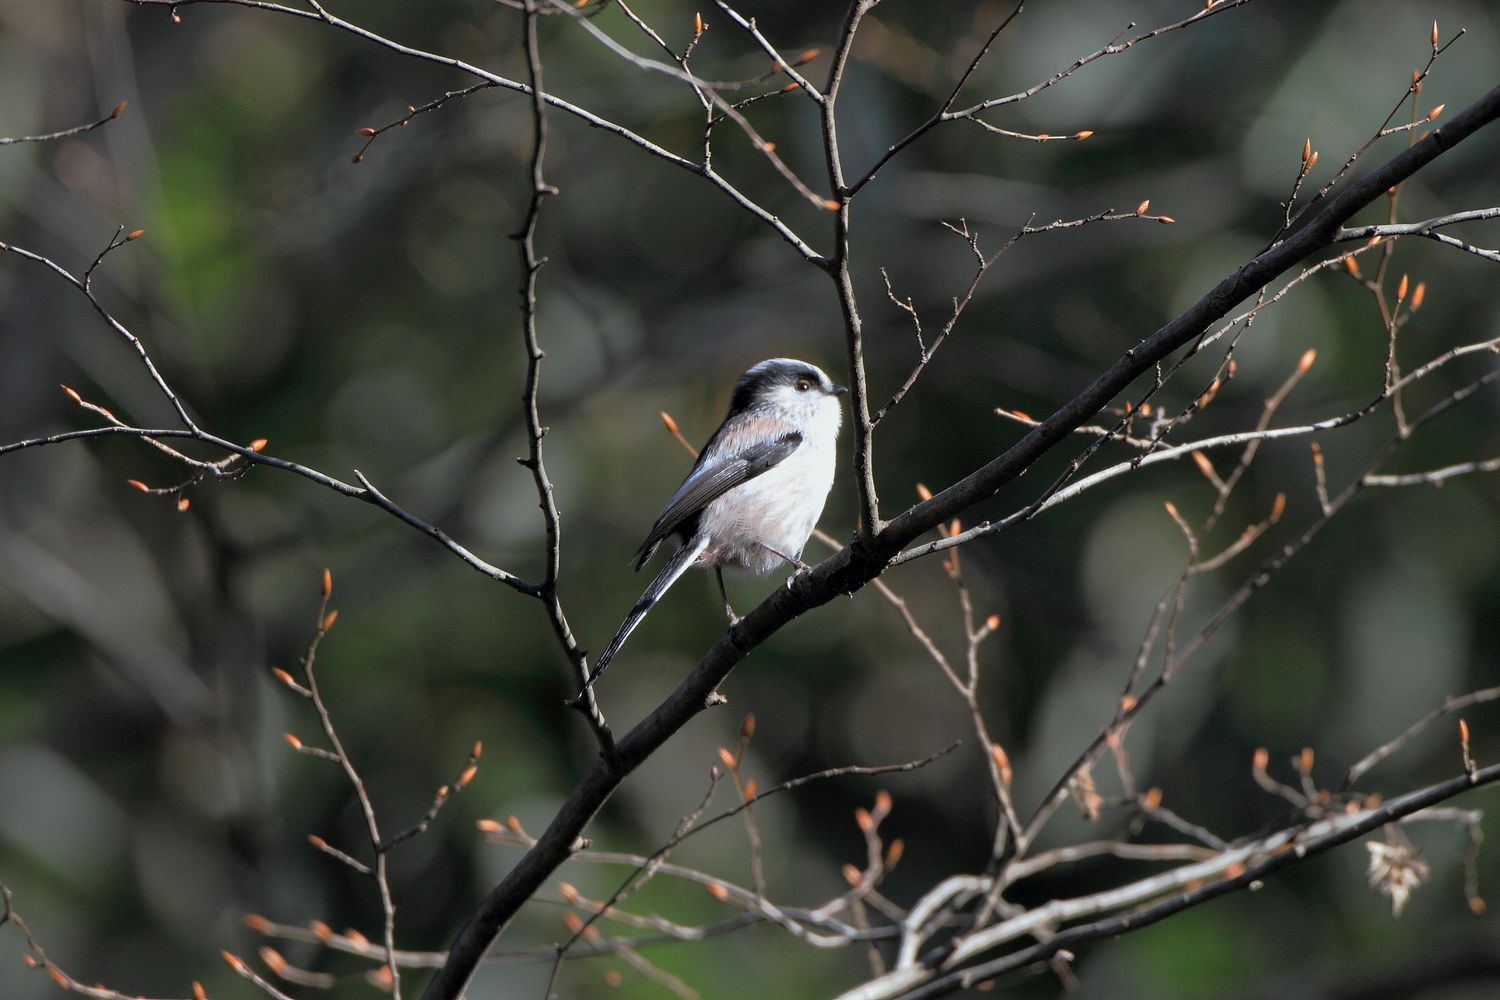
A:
[832, 384, 849, 396]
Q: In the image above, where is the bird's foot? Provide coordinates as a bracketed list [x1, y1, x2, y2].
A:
[705, 690, 729, 708]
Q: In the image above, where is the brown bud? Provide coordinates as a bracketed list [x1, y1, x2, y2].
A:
[855, 807, 874, 832]
[1470, 897, 1487, 915]
[307, 834, 326, 849]
[781, 81, 801, 93]
[990, 743, 1013, 784]
[356, 127, 377, 137]
[177, 496, 191, 512]
[1301, 138, 1311, 164]
[915, 482, 933, 501]
[1134, 199, 1150, 216]
[111, 100, 128, 119]
[706, 882, 730, 901]
[1343, 256, 1361, 278]
[693, 11, 703, 35]
[1411, 281, 1426, 310]
[1191, 451, 1215, 478]
[561, 911, 584, 934]
[886, 838, 905, 865]
[1120, 694, 1137, 713]
[1252, 747, 1269, 771]
[248, 438, 268, 452]
[875, 789, 893, 814]
[659, 410, 679, 436]
[1431, 19, 1439, 46]
[984, 614, 1001, 631]
[740, 713, 756, 740]
[1298, 348, 1317, 372]
[272, 667, 297, 688]
[506, 815, 522, 832]
[193, 982, 207, 1000]
[1427, 103, 1445, 121]
[283, 732, 302, 750]
[1157, 215, 1176, 224]
[1307, 151, 1318, 169]
[322, 609, 339, 630]
[1074, 130, 1094, 140]
[321, 568, 332, 598]
[309, 920, 333, 942]
[1270, 492, 1286, 523]
[558, 881, 579, 902]
[1163, 500, 1180, 521]
[822, 198, 841, 212]
[127, 479, 150, 492]
[796, 48, 821, 63]
[1397, 274, 1409, 301]
[457, 764, 477, 788]
[126, 229, 146, 241]
[743, 778, 757, 800]
[1224, 861, 1246, 880]
[243, 912, 272, 933]
[1298, 747, 1315, 773]
[258, 947, 286, 974]
[221, 951, 247, 974]
[761, 141, 776, 152]
[605, 969, 624, 987]
[471, 739, 483, 760]
[476, 818, 503, 833]
[1143, 787, 1163, 809]
[344, 928, 369, 946]
[1460, 718, 1470, 742]
[717, 747, 737, 770]
[842, 863, 862, 886]
[61, 384, 83, 403]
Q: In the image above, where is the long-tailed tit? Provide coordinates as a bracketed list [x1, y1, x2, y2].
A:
[580, 358, 846, 694]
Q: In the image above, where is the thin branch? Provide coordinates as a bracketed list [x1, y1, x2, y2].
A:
[0, 101, 127, 145]
[120, 0, 824, 263]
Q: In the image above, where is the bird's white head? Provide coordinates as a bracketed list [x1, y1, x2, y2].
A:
[729, 358, 847, 433]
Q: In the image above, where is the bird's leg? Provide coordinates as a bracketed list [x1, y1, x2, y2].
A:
[760, 543, 812, 573]
[716, 566, 739, 625]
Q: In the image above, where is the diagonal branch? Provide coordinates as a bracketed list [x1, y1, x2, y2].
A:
[418, 82, 1500, 999]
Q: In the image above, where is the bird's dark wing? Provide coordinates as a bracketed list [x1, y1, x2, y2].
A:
[632, 425, 802, 570]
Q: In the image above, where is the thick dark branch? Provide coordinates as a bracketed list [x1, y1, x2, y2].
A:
[419, 81, 1500, 999]
[880, 82, 1500, 561]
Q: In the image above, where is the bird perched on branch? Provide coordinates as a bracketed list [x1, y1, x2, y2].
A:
[577, 358, 846, 698]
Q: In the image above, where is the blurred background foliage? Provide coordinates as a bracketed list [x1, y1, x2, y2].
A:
[2, 0, 1500, 997]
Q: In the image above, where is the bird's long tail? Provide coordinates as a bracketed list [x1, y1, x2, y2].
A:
[580, 535, 709, 694]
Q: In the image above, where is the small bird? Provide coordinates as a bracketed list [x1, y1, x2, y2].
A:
[580, 358, 846, 694]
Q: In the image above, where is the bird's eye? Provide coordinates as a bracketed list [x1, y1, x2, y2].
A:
[795, 378, 812, 392]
